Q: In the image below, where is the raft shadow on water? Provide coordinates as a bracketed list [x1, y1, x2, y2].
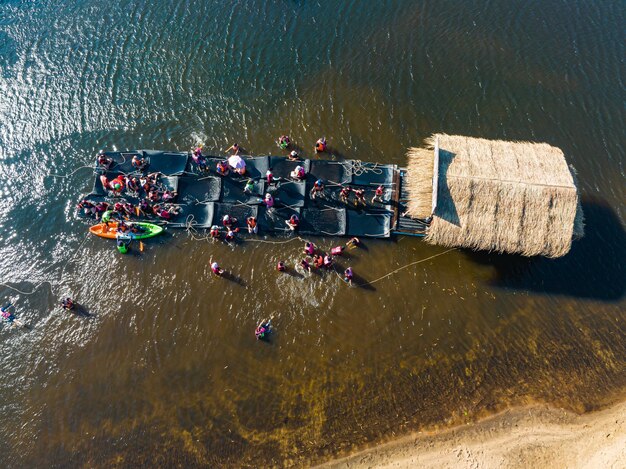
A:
[465, 198, 626, 301]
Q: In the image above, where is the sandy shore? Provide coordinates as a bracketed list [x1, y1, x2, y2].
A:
[318, 399, 626, 469]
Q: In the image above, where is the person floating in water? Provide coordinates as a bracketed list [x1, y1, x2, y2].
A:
[300, 258, 311, 273]
[315, 137, 327, 154]
[224, 143, 240, 155]
[288, 150, 299, 161]
[346, 237, 361, 249]
[61, 298, 75, 311]
[285, 214, 299, 231]
[255, 319, 271, 340]
[331, 245, 345, 256]
[246, 216, 258, 234]
[343, 267, 354, 286]
[277, 261, 286, 272]
[278, 135, 290, 149]
[210, 225, 221, 239]
[323, 254, 333, 268]
[313, 254, 324, 269]
[310, 179, 325, 199]
[210, 260, 224, 276]
[304, 241, 315, 256]
[372, 185, 384, 204]
[1, 303, 14, 323]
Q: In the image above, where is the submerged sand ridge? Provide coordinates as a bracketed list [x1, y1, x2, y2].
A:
[320, 399, 626, 469]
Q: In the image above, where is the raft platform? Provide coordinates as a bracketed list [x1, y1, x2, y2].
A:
[78, 151, 428, 239]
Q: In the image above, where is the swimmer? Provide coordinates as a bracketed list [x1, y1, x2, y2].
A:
[225, 228, 236, 241]
[210, 261, 224, 276]
[304, 241, 315, 256]
[288, 150, 299, 161]
[331, 245, 345, 256]
[246, 216, 258, 234]
[285, 214, 299, 231]
[313, 254, 324, 269]
[278, 135, 290, 149]
[372, 185, 384, 204]
[277, 261, 286, 272]
[323, 254, 333, 268]
[346, 237, 361, 249]
[224, 143, 240, 155]
[255, 319, 271, 340]
[61, 297, 75, 311]
[343, 267, 354, 286]
[314, 137, 327, 153]
[300, 258, 311, 273]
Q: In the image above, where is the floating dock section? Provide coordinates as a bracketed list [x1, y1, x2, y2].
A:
[79, 150, 428, 239]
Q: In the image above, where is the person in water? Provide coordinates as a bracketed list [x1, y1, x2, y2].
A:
[313, 254, 324, 269]
[315, 137, 327, 153]
[225, 228, 236, 241]
[300, 258, 311, 273]
[372, 185, 384, 204]
[288, 150, 299, 161]
[255, 319, 271, 340]
[340, 186, 351, 204]
[310, 179, 325, 199]
[61, 298, 75, 311]
[346, 237, 361, 249]
[244, 179, 255, 194]
[323, 254, 333, 268]
[331, 245, 345, 256]
[276, 261, 286, 272]
[343, 267, 354, 286]
[216, 160, 230, 176]
[77, 199, 96, 217]
[278, 135, 290, 149]
[304, 241, 315, 256]
[285, 214, 299, 231]
[210, 261, 224, 276]
[246, 216, 258, 234]
[224, 143, 240, 155]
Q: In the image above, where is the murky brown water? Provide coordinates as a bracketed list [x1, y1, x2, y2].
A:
[0, 0, 624, 467]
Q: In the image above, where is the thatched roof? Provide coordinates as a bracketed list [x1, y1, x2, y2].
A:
[405, 134, 584, 258]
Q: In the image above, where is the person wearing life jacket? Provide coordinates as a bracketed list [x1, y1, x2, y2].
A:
[246, 216, 258, 234]
[110, 175, 126, 195]
[255, 319, 271, 340]
[94, 202, 110, 218]
[244, 179, 255, 194]
[331, 245, 345, 256]
[290, 165, 305, 180]
[222, 214, 238, 228]
[323, 254, 333, 268]
[304, 241, 315, 256]
[193, 151, 208, 172]
[210, 225, 221, 239]
[277, 261, 286, 272]
[152, 205, 170, 219]
[266, 168, 274, 185]
[313, 254, 324, 269]
[127, 176, 141, 193]
[264, 193, 275, 209]
[278, 135, 290, 149]
[340, 186, 351, 204]
[216, 160, 230, 176]
[97, 153, 113, 169]
[61, 298, 75, 311]
[1, 304, 14, 323]
[310, 179, 325, 199]
[346, 237, 361, 249]
[117, 220, 130, 234]
[372, 185, 384, 204]
[132, 154, 147, 170]
[288, 150, 299, 161]
[315, 137, 327, 153]
[225, 227, 238, 241]
[162, 190, 176, 202]
[210, 261, 224, 275]
[77, 199, 96, 217]
[138, 199, 150, 215]
[353, 188, 366, 207]
[285, 214, 299, 231]
[344, 267, 354, 286]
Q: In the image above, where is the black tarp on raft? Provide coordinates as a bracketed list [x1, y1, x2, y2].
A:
[80, 151, 397, 238]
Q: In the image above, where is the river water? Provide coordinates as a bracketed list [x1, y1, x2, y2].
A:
[0, 0, 624, 467]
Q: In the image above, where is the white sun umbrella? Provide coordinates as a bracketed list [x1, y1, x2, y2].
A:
[228, 155, 246, 170]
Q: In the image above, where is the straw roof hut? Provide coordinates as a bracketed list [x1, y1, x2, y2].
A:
[404, 134, 584, 258]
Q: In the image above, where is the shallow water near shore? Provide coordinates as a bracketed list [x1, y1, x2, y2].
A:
[0, 1, 625, 467]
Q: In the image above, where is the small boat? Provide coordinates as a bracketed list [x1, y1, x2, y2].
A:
[89, 222, 164, 240]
